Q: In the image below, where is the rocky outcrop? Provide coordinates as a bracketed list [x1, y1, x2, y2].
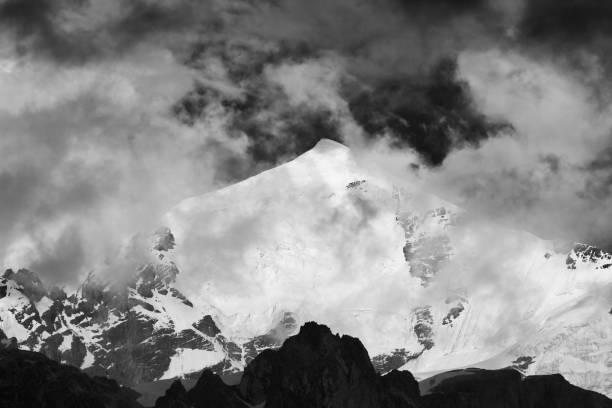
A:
[238, 322, 420, 408]
[0, 348, 143, 408]
[242, 311, 298, 365]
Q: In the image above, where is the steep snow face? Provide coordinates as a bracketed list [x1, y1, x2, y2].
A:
[166, 140, 413, 342]
[165, 139, 612, 397]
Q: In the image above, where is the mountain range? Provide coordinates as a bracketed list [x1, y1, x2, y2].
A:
[0, 139, 610, 397]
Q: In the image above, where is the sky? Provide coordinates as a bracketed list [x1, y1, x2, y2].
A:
[2, 0, 612, 285]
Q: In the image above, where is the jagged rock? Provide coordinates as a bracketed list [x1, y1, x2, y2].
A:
[3, 269, 48, 302]
[153, 227, 176, 253]
[154, 380, 191, 408]
[242, 311, 298, 364]
[0, 348, 143, 408]
[372, 348, 421, 373]
[0, 264, 243, 387]
[239, 322, 418, 408]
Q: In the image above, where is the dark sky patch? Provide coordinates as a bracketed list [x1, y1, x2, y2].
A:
[519, 0, 612, 45]
[173, 78, 342, 183]
[0, 0, 214, 64]
[345, 57, 512, 165]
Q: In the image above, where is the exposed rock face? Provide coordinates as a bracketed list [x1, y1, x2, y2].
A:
[242, 311, 299, 365]
[372, 348, 420, 373]
[0, 227, 305, 387]
[0, 348, 143, 408]
[0, 232, 287, 386]
[0, 264, 241, 386]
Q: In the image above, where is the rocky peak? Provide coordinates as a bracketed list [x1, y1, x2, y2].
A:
[152, 227, 176, 254]
[566, 243, 612, 270]
[239, 322, 416, 408]
[2, 269, 48, 302]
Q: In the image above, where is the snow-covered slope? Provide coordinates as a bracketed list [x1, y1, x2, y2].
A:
[164, 139, 612, 396]
[1, 139, 610, 396]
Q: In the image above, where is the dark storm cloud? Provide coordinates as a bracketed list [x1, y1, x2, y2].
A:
[6, 0, 612, 285]
[173, 75, 342, 183]
[519, 0, 612, 46]
[395, 0, 488, 16]
[344, 57, 512, 165]
[0, 0, 213, 63]
[169, 0, 517, 170]
[226, 0, 507, 78]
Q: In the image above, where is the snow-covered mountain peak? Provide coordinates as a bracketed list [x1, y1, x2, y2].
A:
[310, 137, 349, 153]
[161, 141, 611, 396]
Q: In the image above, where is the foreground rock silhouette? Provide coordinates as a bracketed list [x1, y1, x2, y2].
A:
[154, 322, 611, 408]
[0, 322, 610, 408]
[0, 348, 143, 408]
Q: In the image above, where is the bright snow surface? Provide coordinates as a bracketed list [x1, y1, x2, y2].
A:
[165, 139, 612, 396]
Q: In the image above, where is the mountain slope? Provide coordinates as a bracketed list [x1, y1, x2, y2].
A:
[164, 139, 612, 396]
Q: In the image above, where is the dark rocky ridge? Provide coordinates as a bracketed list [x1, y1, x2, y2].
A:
[0, 347, 143, 408]
[0, 321, 610, 408]
[154, 322, 612, 408]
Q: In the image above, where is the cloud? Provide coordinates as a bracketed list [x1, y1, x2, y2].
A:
[417, 49, 612, 249]
[4, 0, 612, 289]
[0, 0, 214, 64]
[0, 46, 240, 284]
[518, 0, 612, 47]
